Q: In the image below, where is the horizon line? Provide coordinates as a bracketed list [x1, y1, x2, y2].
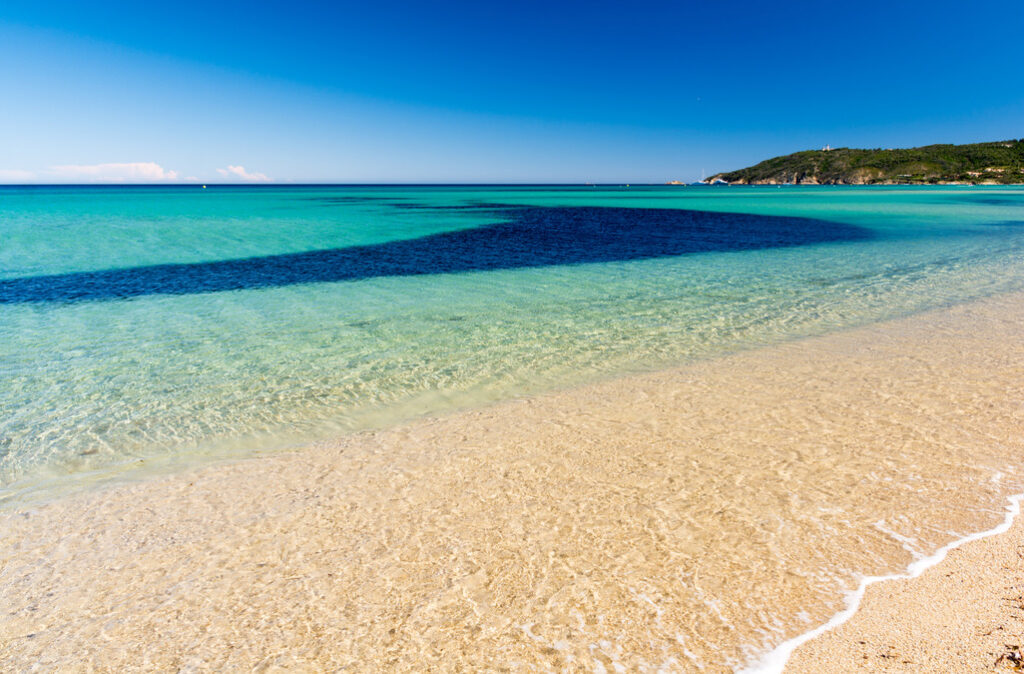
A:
[0, 182, 686, 187]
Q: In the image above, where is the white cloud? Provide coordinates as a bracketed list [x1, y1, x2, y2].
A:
[48, 162, 179, 182]
[216, 165, 271, 182]
[0, 169, 36, 181]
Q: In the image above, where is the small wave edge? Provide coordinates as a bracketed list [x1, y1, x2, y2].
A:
[738, 491, 1024, 673]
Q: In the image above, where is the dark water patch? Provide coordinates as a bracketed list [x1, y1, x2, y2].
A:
[0, 206, 873, 304]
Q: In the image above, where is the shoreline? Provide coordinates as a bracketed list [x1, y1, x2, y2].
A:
[2, 291, 1023, 670]
[744, 493, 1024, 673]
[3, 287, 1015, 514]
[785, 492, 1024, 672]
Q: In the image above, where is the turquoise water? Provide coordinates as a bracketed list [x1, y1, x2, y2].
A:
[2, 185, 1023, 501]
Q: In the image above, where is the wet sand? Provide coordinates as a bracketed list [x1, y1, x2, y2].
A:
[786, 499, 1024, 672]
[2, 293, 1023, 671]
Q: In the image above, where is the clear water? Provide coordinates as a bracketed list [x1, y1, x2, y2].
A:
[2, 185, 1023, 501]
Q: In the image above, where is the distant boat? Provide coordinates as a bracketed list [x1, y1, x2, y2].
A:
[687, 169, 707, 186]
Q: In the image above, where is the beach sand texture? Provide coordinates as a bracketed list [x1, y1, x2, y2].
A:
[2, 293, 1023, 671]
[787, 498, 1024, 673]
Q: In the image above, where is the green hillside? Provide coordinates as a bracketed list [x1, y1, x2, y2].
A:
[709, 140, 1024, 185]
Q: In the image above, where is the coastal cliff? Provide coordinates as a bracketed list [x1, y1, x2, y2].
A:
[708, 139, 1024, 185]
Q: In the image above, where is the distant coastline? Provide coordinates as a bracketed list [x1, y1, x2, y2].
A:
[681, 139, 1024, 186]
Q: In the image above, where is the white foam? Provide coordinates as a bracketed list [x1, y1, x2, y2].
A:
[737, 492, 1024, 674]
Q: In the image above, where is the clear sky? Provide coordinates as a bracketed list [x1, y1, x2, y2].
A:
[1, 1, 1022, 183]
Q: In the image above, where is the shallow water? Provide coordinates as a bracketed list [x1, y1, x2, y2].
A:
[2, 185, 1024, 501]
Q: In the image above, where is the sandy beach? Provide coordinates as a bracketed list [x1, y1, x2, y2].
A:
[2, 292, 1023, 671]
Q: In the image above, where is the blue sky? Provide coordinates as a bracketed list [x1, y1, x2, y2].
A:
[1, 1, 1022, 183]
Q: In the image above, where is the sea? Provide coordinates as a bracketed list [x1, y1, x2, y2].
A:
[2, 184, 1023, 503]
